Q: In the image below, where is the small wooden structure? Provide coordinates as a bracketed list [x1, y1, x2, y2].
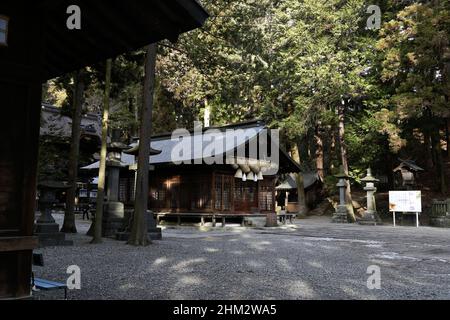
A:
[393, 159, 424, 190]
[0, 0, 208, 300]
[275, 172, 322, 213]
[431, 199, 450, 228]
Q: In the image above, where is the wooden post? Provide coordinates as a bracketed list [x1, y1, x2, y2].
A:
[128, 44, 157, 246]
[212, 214, 216, 227]
[393, 212, 396, 227]
[285, 191, 289, 210]
[222, 217, 226, 227]
[91, 59, 112, 244]
[61, 70, 85, 233]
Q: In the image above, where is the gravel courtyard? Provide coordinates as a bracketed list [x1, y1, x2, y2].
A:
[34, 215, 450, 300]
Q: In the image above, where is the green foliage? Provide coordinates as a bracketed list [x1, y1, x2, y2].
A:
[41, 0, 449, 194]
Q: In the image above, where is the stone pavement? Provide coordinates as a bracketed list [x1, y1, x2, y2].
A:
[33, 214, 450, 300]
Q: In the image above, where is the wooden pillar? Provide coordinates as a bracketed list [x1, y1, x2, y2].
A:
[211, 171, 216, 212]
[275, 190, 278, 211]
[0, 7, 42, 299]
[128, 44, 157, 246]
[285, 191, 289, 210]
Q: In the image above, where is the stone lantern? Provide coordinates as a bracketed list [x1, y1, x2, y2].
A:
[34, 181, 73, 246]
[358, 168, 380, 225]
[87, 129, 129, 237]
[332, 166, 350, 223]
[103, 130, 130, 236]
[115, 140, 162, 241]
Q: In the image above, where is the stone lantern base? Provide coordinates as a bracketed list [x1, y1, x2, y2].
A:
[332, 205, 349, 223]
[357, 211, 382, 225]
[34, 213, 73, 247]
[265, 212, 278, 227]
[115, 209, 162, 241]
[86, 201, 126, 238]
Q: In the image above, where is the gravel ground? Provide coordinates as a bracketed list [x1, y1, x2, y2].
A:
[33, 214, 450, 300]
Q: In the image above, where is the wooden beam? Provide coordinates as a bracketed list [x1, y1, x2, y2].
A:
[0, 237, 38, 252]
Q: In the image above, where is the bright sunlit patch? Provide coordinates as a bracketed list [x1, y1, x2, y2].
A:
[152, 257, 169, 266]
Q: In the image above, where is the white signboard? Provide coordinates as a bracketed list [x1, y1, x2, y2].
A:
[389, 191, 422, 213]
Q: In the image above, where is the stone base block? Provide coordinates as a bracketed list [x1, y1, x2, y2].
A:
[35, 223, 59, 234]
[36, 232, 73, 247]
[116, 228, 162, 241]
[86, 202, 126, 238]
[430, 217, 450, 228]
[244, 217, 266, 227]
[332, 205, 349, 223]
[265, 212, 279, 227]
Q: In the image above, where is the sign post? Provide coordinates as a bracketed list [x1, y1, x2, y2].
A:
[389, 191, 422, 228]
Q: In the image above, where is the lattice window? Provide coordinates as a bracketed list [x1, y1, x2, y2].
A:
[119, 178, 128, 202]
[259, 182, 274, 211]
[129, 177, 136, 201]
[223, 177, 232, 211]
[234, 181, 243, 202]
[215, 175, 223, 210]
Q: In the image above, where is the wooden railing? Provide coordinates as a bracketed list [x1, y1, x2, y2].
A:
[431, 199, 450, 217]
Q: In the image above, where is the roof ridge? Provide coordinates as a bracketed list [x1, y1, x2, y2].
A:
[145, 119, 266, 141]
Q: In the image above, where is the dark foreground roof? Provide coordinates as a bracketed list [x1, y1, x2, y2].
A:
[2, 0, 208, 79]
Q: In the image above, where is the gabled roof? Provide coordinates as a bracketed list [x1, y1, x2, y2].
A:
[276, 172, 321, 191]
[393, 159, 424, 173]
[40, 104, 101, 140]
[82, 120, 301, 173]
[148, 121, 267, 165]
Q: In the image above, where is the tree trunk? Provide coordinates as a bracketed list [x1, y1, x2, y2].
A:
[299, 135, 309, 168]
[423, 130, 433, 170]
[291, 142, 308, 216]
[134, 93, 140, 138]
[315, 125, 324, 180]
[446, 119, 449, 157]
[307, 127, 316, 169]
[91, 59, 112, 244]
[384, 134, 394, 189]
[61, 71, 85, 233]
[323, 125, 333, 176]
[431, 125, 446, 194]
[337, 102, 356, 222]
[204, 98, 211, 127]
[128, 44, 157, 246]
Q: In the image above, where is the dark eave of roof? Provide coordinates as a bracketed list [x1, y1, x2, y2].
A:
[38, 0, 209, 80]
[147, 119, 266, 141]
[123, 143, 162, 156]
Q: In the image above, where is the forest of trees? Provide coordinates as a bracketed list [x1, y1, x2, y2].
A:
[41, 0, 450, 231]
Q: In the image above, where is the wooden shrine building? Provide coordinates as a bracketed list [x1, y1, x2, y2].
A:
[83, 121, 302, 219]
[0, 0, 208, 300]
